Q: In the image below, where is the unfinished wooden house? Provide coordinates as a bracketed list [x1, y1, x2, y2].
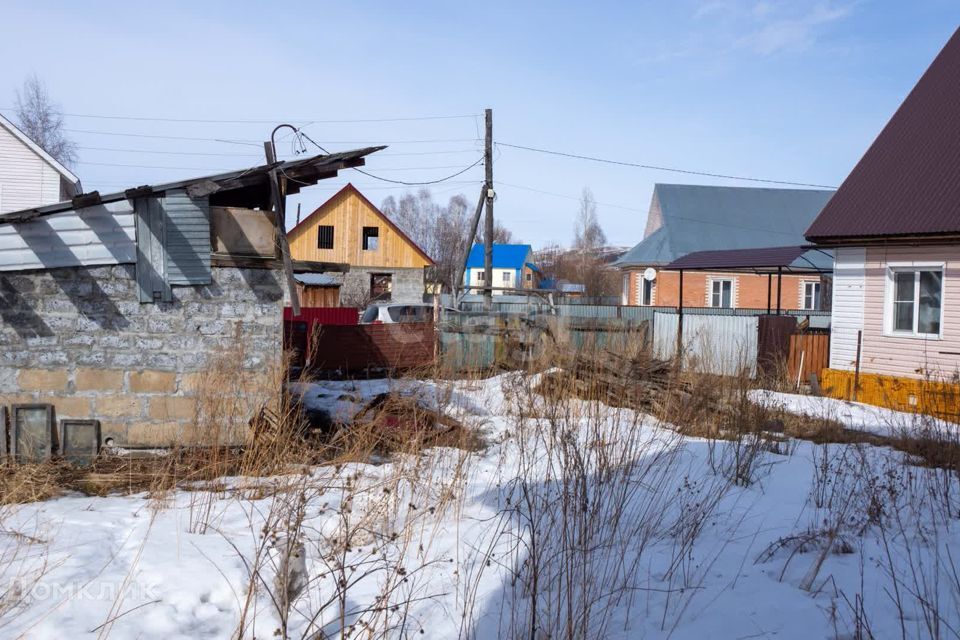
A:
[0, 148, 381, 449]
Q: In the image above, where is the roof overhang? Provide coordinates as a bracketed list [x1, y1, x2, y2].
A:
[664, 245, 833, 274]
[0, 147, 385, 225]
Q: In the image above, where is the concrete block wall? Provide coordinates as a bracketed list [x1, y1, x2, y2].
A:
[0, 264, 283, 446]
[340, 266, 425, 306]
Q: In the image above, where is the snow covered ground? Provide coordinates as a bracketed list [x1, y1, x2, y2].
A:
[750, 389, 960, 438]
[2, 375, 960, 639]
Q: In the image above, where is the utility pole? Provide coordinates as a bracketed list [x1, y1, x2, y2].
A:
[483, 108, 494, 311]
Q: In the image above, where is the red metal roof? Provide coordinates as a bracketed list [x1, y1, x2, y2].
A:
[805, 27, 960, 243]
[665, 245, 831, 273]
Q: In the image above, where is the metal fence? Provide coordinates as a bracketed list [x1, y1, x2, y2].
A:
[652, 313, 759, 377]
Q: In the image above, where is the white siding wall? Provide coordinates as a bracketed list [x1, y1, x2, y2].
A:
[0, 124, 65, 213]
[829, 247, 866, 370]
[467, 267, 516, 295]
[0, 202, 137, 271]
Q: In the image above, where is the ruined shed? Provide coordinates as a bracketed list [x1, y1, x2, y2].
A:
[0, 148, 382, 447]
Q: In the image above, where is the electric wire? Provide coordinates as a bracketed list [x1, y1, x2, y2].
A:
[496, 141, 837, 189]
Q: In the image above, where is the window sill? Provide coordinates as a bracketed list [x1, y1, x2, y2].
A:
[883, 331, 943, 341]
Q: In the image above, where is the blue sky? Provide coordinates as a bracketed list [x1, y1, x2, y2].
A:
[1, 1, 958, 248]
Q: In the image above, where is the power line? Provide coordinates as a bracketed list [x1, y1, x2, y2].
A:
[296, 129, 485, 186]
[74, 144, 481, 159]
[496, 141, 837, 189]
[1, 106, 480, 125]
[65, 127, 479, 146]
[76, 159, 485, 173]
[352, 159, 483, 186]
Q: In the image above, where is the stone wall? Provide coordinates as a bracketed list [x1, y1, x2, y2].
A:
[340, 266, 425, 306]
[0, 264, 284, 446]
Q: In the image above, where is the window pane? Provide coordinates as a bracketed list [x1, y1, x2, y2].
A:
[642, 279, 653, 305]
[721, 281, 732, 308]
[918, 270, 942, 334]
[893, 272, 914, 331]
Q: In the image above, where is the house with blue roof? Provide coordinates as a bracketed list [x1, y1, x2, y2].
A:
[615, 184, 834, 309]
[464, 244, 541, 294]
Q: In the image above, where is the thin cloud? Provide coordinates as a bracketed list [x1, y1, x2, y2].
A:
[736, 2, 854, 55]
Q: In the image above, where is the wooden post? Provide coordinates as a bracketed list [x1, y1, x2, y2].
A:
[677, 269, 685, 360]
[852, 329, 863, 402]
[454, 186, 487, 305]
[264, 141, 300, 315]
[483, 108, 494, 311]
[766, 273, 772, 313]
[776, 267, 782, 315]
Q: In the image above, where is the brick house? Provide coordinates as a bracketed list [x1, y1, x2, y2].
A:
[616, 184, 834, 310]
[0, 149, 380, 449]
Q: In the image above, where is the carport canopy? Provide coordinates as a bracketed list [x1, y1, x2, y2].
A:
[663, 245, 833, 315]
[664, 245, 832, 274]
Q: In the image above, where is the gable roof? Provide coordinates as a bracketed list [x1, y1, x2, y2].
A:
[615, 184, 834, 267]
[806, 27, 960, 243]
[288, 183, 434, 265]
[465, 244, 533, 270]
[0, 113, 80, 193]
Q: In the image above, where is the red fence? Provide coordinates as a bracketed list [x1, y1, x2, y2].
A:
[307, 322, 436, 374]
[283, 306, 359, 325]
[283, 307, 360, 372]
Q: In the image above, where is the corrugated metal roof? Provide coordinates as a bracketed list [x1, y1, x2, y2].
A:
[294, 273, 341, 286]
[665, 245, 833, 273]
[615, 184, 834, 267]
[806, 27, 960, 242]
[465, 244, 533, 269]
[0, 148, 384, 225]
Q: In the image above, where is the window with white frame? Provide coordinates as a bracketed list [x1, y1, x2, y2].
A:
[802, 281, 822, 310]
[476, 271, 485, 283]
[889, 268, 943, 336]
[502, 271, 512, 285]
[710, 278, 733, 308]
[641, 278, 654, 306]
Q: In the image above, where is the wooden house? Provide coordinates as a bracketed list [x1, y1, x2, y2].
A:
[806, 26, 960, 416]
[287, 184, 434, 306]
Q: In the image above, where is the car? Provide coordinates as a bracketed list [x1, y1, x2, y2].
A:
[359, 303, 457, 324]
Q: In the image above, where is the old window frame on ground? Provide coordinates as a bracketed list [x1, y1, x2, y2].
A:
[710, 278, 734, 308]
[317, 225, 334, 249]
[370, 273, 392, 301]
[885, 264, 944, 338]
[362, 226, 379, 251]
[802, 280, 822, 310]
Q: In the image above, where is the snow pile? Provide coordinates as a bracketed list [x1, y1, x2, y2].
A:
[1, 375, 959, 638]
[750, 388, 960, 437]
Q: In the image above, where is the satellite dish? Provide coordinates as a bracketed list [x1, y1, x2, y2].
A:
[643, 268, 657, 282]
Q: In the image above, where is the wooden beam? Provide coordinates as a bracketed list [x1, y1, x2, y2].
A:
[291, 259, 350, 274]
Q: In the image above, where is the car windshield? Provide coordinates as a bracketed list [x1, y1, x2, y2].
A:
[360, 306, 380, 323]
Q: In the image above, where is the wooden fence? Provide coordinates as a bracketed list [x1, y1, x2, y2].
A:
[787, 332, 830, 386]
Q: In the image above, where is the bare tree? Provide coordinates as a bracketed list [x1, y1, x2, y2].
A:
[382, 189, 478, 293]
[573, 187, 607, 251]
[14, 75, 77, 167]
[477, 220, 513, 245]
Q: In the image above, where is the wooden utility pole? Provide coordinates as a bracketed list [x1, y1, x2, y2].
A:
[483, 108, 494, 311]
